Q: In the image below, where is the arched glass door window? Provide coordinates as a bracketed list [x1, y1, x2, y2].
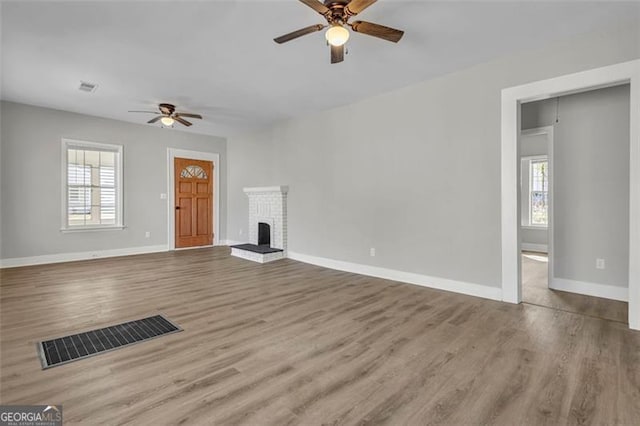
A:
[180, 165, 208, 179]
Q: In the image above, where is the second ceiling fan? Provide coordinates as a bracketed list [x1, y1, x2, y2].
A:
[128, 103, 202, 127]
[274, 0, 404, 64]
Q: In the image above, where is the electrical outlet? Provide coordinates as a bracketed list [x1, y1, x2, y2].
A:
[370, 248, 376, 257]
[596, 258, 605, 270]
[160, 193, 167, 200]
[239, 229, 243, 236]
[145, 231, 151, 238]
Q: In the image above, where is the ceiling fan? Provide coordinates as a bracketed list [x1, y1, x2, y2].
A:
[128, 103, 202, 127]
[274, 0, 404, 64]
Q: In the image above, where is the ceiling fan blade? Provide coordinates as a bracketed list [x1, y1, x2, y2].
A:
[174, 116, 192, 127]
[128, 110, 158, 114]
[345, 0, 377, 16]
[331, 44, 344, 64]
[147, 116, 162, 124]
[350, 21, 404, 43]
[298, 0, 330, 15]
[274, 24, 325, 44]
[175, 113, 202, 119]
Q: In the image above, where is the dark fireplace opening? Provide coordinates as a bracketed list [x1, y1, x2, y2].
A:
[258, 222, 270, 246]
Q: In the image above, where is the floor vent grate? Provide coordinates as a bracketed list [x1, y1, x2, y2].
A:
[37, 315, 182, 369]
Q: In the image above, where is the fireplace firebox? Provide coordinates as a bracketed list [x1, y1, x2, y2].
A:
[258, 222, 270, 246]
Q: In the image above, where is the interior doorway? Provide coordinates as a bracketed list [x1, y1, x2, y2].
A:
[517, 88, 631, 324]
[501, 59, 640, 330]
[174, 157, 214, 248]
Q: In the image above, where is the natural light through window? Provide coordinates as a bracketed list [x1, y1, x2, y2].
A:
[530, 159, 548, 226]
[63, 139, 123, 230]
[521, 156, 548, 228]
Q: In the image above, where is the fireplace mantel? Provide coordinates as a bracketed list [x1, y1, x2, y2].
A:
[243, 186, 289, 194]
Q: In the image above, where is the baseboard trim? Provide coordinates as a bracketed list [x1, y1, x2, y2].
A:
[221, 239, 244, 246]
[550, 278, 628, 302]
[288, 251, 502, 301]
[0, 245, 169, 269]
[521, 243, 548, 253]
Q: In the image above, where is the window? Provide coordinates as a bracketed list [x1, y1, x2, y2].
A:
[521, 156, 548, 228]
[62, 139, 123, 230]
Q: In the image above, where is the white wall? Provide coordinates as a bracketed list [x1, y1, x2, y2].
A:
[0, 101, 226, 261]
[522, 85, 630, 288]
[227, 22, 639, 290]
[226, 128, 275, 244]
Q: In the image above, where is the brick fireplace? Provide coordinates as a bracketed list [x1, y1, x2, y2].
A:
[230, 186, 288, 263]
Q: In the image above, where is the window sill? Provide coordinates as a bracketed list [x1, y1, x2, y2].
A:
[522, 225, 548, 231]
[60, 226, 125, 233]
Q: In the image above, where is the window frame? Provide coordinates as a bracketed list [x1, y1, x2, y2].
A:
[61, 138, 124, 232]
[521, 154, 549, 229]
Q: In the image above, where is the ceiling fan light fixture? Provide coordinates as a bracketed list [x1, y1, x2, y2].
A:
[160, 116, 175, 126]
[325, 24, 349, 46]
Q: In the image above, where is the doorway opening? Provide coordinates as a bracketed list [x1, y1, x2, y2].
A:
[517, 87, 630, 323]
[501, 59, 640, 330]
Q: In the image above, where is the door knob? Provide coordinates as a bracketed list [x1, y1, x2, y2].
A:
[175, 206, 180, 210]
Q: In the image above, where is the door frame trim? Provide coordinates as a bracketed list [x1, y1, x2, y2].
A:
[501, 59, 640, 330]
[167, 148, 220, 249]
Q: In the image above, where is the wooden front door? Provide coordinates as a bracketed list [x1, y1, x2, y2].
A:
[174, 158, 213, 248]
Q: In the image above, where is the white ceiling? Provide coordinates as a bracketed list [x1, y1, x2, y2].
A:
[1, 1, 638, 137]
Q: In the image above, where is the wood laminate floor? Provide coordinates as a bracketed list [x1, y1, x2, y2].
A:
[1, 247, 639, 425]
[521, 252, 628, 323]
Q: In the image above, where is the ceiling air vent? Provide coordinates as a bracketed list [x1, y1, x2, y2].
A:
[78, 81, 98, 93]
